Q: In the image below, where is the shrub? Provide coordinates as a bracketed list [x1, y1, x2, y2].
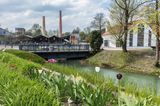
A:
[90, 30, 103, 54]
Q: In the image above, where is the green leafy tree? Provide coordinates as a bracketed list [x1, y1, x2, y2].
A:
[90, 30, 103, 54]
[79, 31, 86, 41]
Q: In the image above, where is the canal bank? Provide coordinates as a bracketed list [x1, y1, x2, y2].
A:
[4, 49, 160, 104]
[85, 50, 160, 76]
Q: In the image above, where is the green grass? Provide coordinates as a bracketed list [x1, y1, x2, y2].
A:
[44, 63, 115, 90]
[2, 49, 160, 105]
[0, 53, 60, 106]
[86, 50, 160, 76]
[5, 49, 46, 64]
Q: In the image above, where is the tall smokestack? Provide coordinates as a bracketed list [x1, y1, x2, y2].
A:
[59, 10, 62, 37]
[42, 16, 46, 35]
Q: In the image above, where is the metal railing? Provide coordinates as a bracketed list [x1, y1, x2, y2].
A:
[19, 44, 90, 52]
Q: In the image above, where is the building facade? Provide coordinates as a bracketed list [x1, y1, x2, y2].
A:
[102, 22, 156, 49]
[0, 28, 11, 36]
[15, 28, 25, 36]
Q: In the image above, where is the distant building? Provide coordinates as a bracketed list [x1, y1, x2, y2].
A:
[0, 28, 12, 44]
[15, 28, 25, 36]
[30, 24, 41, 33]
[0, 28, 11, 36]
[70, 34, 80, 44]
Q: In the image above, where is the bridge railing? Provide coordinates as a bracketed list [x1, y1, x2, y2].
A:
[19, 44, 90, 52]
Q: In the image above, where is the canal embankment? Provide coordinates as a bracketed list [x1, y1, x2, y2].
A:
[85, 49, 160, 76]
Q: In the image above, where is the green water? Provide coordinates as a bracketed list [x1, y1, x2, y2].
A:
[62, 60, 160, 95]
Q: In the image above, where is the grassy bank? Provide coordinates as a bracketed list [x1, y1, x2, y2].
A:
[86, 50, 160, 76]
[0, 52, 60, 105]
[0, 51, 117, 105]
[1, 49, 160, 105]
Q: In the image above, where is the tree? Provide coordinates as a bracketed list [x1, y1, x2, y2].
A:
[107, 22, 124, 47]
[90, 30, 103, 54]
[79, 31, 86, 41]
[112, 0, 149, 52]
[84, 27, 91, 35]
[32, 29, 42, 36]
[107, 4, 126, 47]
[144, 0, 160, 66]
[64, 32, 71, 36]
[72, 27, 80, 34]
[156, 0, 160, 67]
[91, 13, 106, 34]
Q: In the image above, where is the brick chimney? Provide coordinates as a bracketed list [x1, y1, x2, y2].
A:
[42, 16, 46, 35]
[59, 10, 62, 37]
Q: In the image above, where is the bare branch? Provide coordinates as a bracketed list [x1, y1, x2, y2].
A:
[129, 0, 152, 15]
[115, 0, 125, 10]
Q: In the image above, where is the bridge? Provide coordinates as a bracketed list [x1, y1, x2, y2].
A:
[19, 44, 91, 59]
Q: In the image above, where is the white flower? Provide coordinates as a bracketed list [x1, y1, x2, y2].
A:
[2, 48, 6, 52]
[95, 67, 100, 73]
[38, 70, 43, 74]
[68, 97, 73, 104]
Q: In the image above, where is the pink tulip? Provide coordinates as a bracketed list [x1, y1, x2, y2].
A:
[48, 59, 57, 63]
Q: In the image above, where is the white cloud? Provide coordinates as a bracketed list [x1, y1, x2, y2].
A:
[0, 0, 109, 32]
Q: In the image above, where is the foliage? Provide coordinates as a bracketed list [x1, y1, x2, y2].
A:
[120, 92, 158, 106]
[72, 27, 80, 34]
[34, 70, 117, 105]
[90, 30, 103, 54]
[0, 62, 60, 106]
[79, 31, 86, 41]
[5, 49, 46, 64]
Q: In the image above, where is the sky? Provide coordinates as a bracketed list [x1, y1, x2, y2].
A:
[0, 0, 111, 32]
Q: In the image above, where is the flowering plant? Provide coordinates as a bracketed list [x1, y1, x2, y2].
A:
[48, 59, 57, 63]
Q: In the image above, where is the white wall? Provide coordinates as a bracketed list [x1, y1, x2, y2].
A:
[102, 35, 117, 48]
[102, 23, 157, 48]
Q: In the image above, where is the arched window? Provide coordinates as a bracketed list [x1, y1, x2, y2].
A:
[129, 30, 133, 47]
[137, 24, 144, 46]
[148, 30, 152, 47]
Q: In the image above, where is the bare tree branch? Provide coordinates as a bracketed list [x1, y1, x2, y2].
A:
[115, 0, 125, 10]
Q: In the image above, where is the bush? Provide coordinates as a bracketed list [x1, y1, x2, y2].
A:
[90, 30, 103, 54]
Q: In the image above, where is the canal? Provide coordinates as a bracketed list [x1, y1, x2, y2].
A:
[61, 60, 160, 95]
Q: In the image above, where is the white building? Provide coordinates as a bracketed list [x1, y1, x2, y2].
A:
[102, 21, 157, 49]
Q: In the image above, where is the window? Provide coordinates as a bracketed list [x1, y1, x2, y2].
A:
[137, 24, 144, 46]
[116, 40, 122, 47]
[129, 30, 133, 47]
[104, 40, 109, 47]
[148, 30, 152, 47]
